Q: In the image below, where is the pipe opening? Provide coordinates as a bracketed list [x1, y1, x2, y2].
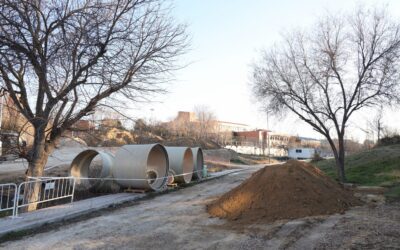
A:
[194, 148, 204, 179]
[70, 150, 113, 191]
[147, 170, 157, 185]
[113, 144, 169, 191]
[88, 155, 103, 186]
[182, 149, 194, 183]
[147, 144, 168, 190]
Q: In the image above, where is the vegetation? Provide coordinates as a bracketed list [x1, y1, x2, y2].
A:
[315, 144, 400, 199]
[378, 135, 400, 146]
[311, 152, 324, 163]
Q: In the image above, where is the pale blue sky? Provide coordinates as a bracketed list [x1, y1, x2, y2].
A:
[132, 0, 400, 140]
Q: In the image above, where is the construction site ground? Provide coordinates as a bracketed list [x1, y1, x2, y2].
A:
[1, 167, 399, 249]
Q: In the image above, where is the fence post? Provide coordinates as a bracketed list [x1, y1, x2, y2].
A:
[14, 183, 23, 217]
[71, 178, 76, 203]
[12, 183, 17, 218]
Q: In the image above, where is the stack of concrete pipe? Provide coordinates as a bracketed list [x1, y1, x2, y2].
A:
[69, 144, 204, 192]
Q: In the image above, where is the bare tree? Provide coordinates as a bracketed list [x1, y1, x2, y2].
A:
[194, 105, 217, 139]
[252, 7, 400, 182]
[369, 106, 384, 142]
[0, 0, 188, 209]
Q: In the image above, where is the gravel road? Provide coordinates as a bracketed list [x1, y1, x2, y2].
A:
[1, 169, 399, 250]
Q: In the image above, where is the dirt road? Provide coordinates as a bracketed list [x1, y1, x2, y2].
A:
[1, 169, 399, 250]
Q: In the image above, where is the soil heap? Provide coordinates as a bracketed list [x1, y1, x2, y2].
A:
[207, 160, 362, 224]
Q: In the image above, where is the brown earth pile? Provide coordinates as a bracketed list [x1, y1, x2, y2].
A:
[207, 160, 362, 224]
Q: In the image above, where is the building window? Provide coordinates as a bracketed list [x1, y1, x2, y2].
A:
[296, 149, 302, 153]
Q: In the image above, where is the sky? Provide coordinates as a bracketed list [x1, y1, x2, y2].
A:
[130, 0, 400, 141]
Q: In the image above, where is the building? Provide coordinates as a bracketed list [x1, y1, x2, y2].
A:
[288, 148, 316, 159]
[171, 111, 249, 132]
[166, 111, 250, 136]
[226, 129, 268, 155]
[232, 130, 268, 146]
[165, 111, 321, 158]
[268, 132, 290, 147]
[226, 130, 290, 156]
[226, 131, 322, 157]
[217, 121, 249, 132]
[297, 137, 322, 148]
[0, 91, 34, 156]
[175, 111, 197, 123]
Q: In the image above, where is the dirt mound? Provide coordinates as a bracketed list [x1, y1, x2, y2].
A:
[207, 160, 362, 224]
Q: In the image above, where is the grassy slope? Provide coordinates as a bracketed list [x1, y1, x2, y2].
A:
[315, 144, 400, 199]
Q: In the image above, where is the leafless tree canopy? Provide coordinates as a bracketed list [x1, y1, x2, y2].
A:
[252, 7, 400, 182]
[0, 0, 188, 170]
[194, 105, 217, 139]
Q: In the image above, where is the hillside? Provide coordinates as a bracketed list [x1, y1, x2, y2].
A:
[315, 144, 400, 199]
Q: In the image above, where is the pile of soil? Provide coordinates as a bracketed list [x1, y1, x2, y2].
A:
[207, 160, 362, 224]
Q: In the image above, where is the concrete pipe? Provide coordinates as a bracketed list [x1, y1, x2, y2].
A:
[69, 149, 115, 191]
[165, 147, 194, 184]
[113, 144, 169, 191]
[191, 147, 204, 180]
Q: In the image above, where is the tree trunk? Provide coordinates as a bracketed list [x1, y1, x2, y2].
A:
[377, 121, 381, 142]
[25, 155, 47, 211]
[24, 127, 53, 211]
[336, 137, 347, 183]
[326, 136, 346, 183]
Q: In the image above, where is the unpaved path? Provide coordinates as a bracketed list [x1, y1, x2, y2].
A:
[1, 169, 400, 250]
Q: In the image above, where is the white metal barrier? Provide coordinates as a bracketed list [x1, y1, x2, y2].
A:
[0, 183, 17, 217]
[15, 177, 75, 217]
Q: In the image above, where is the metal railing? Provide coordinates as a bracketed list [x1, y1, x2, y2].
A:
[0, 183, 18, 217]
[15, 177, 75, 216]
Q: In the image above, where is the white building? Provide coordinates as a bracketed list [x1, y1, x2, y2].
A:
[225, 145, 287, 156]
[217, 121, 249, 132]
[288, 148, 316, 159]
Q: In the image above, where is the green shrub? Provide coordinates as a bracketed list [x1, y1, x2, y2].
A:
[311, 152, 324, 163]
[378, 135, 400, 146]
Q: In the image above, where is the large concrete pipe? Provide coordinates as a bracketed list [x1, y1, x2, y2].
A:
[165, 147, 194, 184]
[191, 147, 204, 180]
[70, 149, 116, 192]
[113, 144, 169, 191]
